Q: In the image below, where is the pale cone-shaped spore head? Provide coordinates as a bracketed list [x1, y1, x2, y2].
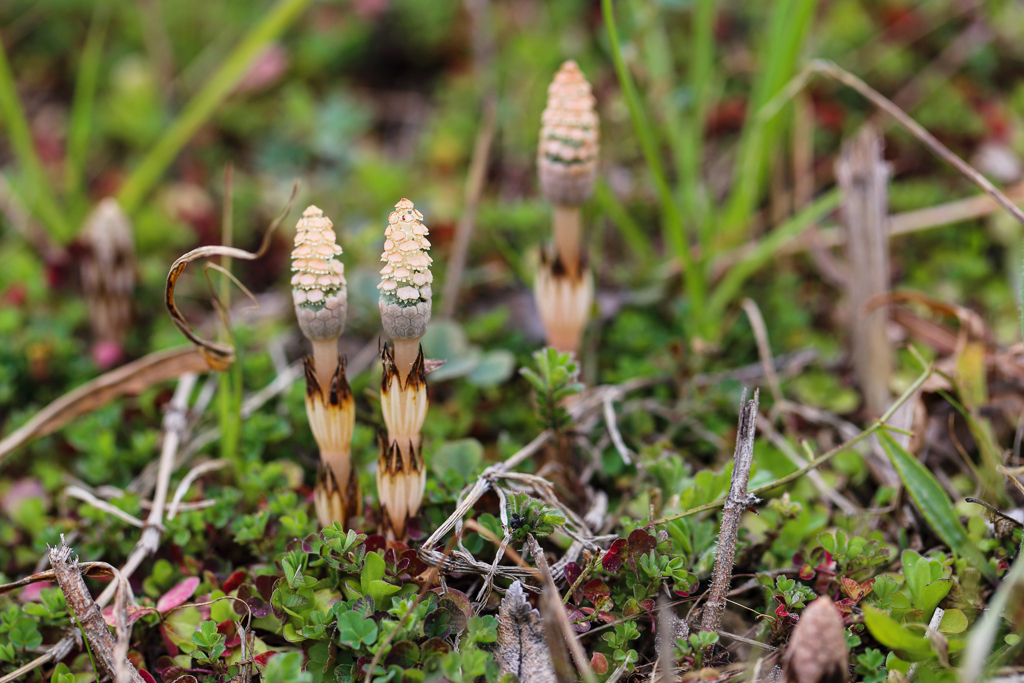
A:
[292, 205, 347, 341]
[80, 198, 136, 343]
[782, 597, 849, 683]
[378, 198, 432, 340]
[376, 435, 426, 540]
[538, 60, 599, 206]
[533, 247, 593, 353]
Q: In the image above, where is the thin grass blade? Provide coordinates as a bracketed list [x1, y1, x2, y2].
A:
[116, 0, 313, 213]
[0, 39, 72, 240]
[65, 0, 111, 217]
[878, 430, 996, 581]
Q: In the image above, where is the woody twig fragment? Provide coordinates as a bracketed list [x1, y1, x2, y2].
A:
[48, 538, 145, 683]
[377, 198, 432, 539]
[700, 389, 759, 640]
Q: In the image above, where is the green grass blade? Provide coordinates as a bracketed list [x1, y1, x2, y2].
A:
[602, 0, 707, 336]
[688, 0, 716, 247]
[65, 0, 111, 219]
[706, 188, 838, 319]
[0, 39, 72, 241]
[592, 179, 654, 264]
[878, 430, 996, 581]
[721, 0, 818, 243]
[962, 538, 1024, 682]
[116, 0, 313, 214]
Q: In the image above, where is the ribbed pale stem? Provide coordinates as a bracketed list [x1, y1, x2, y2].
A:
[392, 337, 421, 384]
[311, 338, 339, 399]
[553, 205, 582, 278]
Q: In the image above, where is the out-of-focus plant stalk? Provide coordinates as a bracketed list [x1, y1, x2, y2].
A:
[535, 61, 598, 354]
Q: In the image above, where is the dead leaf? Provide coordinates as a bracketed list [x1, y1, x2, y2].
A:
[165, 183, 297, 371]
[0, 346, 209, 465]
[497, 581, 558, 683]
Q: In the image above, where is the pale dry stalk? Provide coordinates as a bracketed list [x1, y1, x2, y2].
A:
[701, 389, 759, 637]
[97, 372, 196, 607]
[836, 126, 892, 416]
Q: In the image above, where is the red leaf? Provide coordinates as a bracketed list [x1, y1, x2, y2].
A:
[159, 624, 179, 657]
[563, 563, 583, 604]
[591, 652, 609, 675]
[625, 529, 657, 573]
[799, 564, 815, 580]
[139, 671, 157, 683]
[840, 577, 865, 601]
[565, 605, 590, 633]
[217, 620, 240, 649]
[582, 579, 610, 604]
[157, 577, 200, 613]
[627, 529, 656, 559]
[101, 604, 149, 628]
[253, 652, 275, 666]
[601, 538, 628, 573]
[222, 570, 247, 593]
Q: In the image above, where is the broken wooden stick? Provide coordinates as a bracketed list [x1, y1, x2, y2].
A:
[700, 389, 759, 636]
[48, 537, 145, 683]
[836, 126, 892, 416]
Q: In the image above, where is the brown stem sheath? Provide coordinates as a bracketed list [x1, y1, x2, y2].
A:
[701, 389, 759, 637]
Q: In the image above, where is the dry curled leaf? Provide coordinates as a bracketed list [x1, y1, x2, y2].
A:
[0, 346, 207, 464]
[165, 183, 297, 371]
[497, 581, 557, 683]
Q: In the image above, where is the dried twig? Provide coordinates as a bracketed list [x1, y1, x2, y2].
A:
[166, 459, 229, 520]
[701, 390, 759, 636]
[529, 534, 595, 683]
[763, 60, 1024, 230]
[65, 486, 146, 528]
[654, 364, 932, 525]
[603, 394, 633, 465]
[48, 538, 144, 683]
[96, 373, 196, 607]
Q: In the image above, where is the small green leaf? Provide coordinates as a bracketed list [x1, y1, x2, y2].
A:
[938, 608, 968, 635]
[336, 610, 378, 648]
[879, 431, 996, 581]
[863, 605, 934, 661]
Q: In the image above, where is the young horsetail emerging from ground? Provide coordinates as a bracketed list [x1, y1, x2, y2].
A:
[535, 60, 598, 354]
[377, 198, 432, 539]
[291, 206, 358, 528]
